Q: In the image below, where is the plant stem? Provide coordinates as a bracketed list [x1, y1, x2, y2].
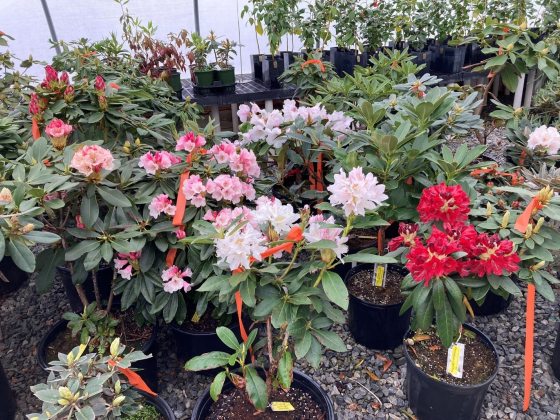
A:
[75, 284, 89, 308]
[266, 317, 274, 397]
[92, 269, 102, 308]
[312, 265, 327, 288]
[106, 270, 117, 314]
[278, 245, 301, 282]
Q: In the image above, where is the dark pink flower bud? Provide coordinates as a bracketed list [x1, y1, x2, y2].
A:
[60, 71, 70, 84]
[94, 75, 105, 91]
[29, 93, 40, 115]
[45, 65, 58, 83]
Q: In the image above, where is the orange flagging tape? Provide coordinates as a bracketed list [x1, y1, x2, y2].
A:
[523, 283, 536, 411]
[108, 360, 157, 396]
[514, 196, 540, 234]
[301, 59, 326, 73]
[32, 119, 41, 140]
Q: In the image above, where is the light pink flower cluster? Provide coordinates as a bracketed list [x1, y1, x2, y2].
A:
[239, 99, 353, 147]
[45, 118, 73, 139]
[162, 265, 193, 293]
[148, 194, 176, 219]
[328, 167, 388, 217]
[138, 151, 181, 175]
[70, 145, 114, 177]
[254, 196, 299, 235]
[527, 125, 560, 155]
[208, 140, 260, 178]
[204, 206, 254, 230]
[215, 224, 267, 271]
[176, 132, 206, 152]
[114, 252, 141, 280]
[183, 174, 256, 208]
[305, 214, 348, 259]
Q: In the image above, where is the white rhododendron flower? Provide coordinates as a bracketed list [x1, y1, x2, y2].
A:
[215, 224, 267, 270]
[254, 196, 300, 235]
[527, 125, 560, 155]
[327, 167, 388, 217]
[305, 214, 348, 259]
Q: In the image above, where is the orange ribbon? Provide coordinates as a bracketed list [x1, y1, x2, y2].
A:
[470, 166, 522, 185]
[32, 119, 41, 140]
[108, 360, 157, 396]
[514, 196, 541, 234]
[523, 283, 535, 411]
[301, 59, 326, 73]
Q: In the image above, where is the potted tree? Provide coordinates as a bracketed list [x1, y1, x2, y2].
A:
[299, 0, 337, 62]
[358, 1, 393, 66]
[330, 0, 362, 76]
[184, 167, 392, 419]
[30, 339, 175, 420]
[394, 183, 520, 420]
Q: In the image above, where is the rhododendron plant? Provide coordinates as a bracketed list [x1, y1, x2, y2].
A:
[527, 125, 560, 156]
[45, 118, 73, 150]
[138, 151, 181, 175]
[396, 183, 521, 347]
[70, 145, 114, 178]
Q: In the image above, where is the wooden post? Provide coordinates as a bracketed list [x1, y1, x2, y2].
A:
[513, 74, 526, 108]
[210, 105, 221, 132]
[523, 69, 536, 108]
[231, 103, 239, 132]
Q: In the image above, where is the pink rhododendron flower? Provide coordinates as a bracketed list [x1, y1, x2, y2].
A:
[162, 265, 192, 293]
[206, 175, 249, 204]
[148, 194, 176, 218]
[527, 125, 560, 155]
[113, 252, 140, 280]
[254, 196, 299, 235]
[176, 131, 206, 152]
[208, 140, 237, 164]
[45, 118, 73, 139]
[175, 229, 186, 239]
[138, 151, 181, 175]
[305, 214, 348, 259]
[282, 99, 299, 121]
[327, 167, 388, 217]
[70, 145, 114, 177]
[229, 148, 261, 177]
[94, 75, 105, 91]
[182, 174, 207, 207]
[204, 206, 254, 230]
[215, 224, 267, 270]
[237, 104, 252, 123]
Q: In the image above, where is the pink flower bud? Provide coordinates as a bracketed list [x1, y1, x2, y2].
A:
[94, 75, 105, 91]
[60, 71, 70, 84]
[45, 65, 58, 83]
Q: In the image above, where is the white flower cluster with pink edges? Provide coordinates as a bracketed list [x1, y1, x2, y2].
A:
[527, 125, 560, 155]
[162, 265, 193, 293]
[183, 174, 256, 208]
[139, 151, 181, 175]
[304, 214, 348, 259]
[328, 167, 388, 217]
[176, 132, 206, 152]
[70, 145, 114, 176]
[254, 196, 300, 235]
[215, 224, 268, 270]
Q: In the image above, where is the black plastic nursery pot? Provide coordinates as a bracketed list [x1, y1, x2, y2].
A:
[0, 256, 29, 296]
[330, 47, 359, 77]
[281, 51, 297, 71]
[166, 69, 183, 100]
[170, 319, 242, 376]
[345, 264, 412, 350]
[0, 359, 16, 420]
[469, 292, 512, 317]
[411, 50, 432, 74]
[57, 265, 114, 313]
[37, 318, 159, 392]
[214, 67, 236, 86]
[404, 324, 499, 420]
[261, 55, 285, 89]
[431, 45, 467, 74]
[551, 321, 560, 380]
[138, 390, 176, 420]
[251, 54, 265, 81]
[194, 69, 215, 88]
[190, 369, 336, 420]
[359, 48, 378, 67]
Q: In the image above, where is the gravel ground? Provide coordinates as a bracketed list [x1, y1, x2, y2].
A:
[1, 275, 560, 420]
[447, 126, 511, 166]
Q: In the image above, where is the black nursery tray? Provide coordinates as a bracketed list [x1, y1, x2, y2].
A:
[193, 82, 236, 96]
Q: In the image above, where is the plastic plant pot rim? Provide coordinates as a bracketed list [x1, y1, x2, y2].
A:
[403, 323, 500, 391]
[344, 263, 410, 310]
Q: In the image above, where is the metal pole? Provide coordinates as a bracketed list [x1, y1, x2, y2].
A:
[40, 0, 61, 55]
[193, 0, 200, 34]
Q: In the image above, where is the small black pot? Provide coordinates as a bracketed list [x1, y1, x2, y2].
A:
[359, 49, 378, 67]
[37, 318, 159, 391]
[138, 390, 176, 420]
[170, 320, 242, 375]
[330, 47, 359, 77]
[551, 321, 560, 380]
[404, 324, 499, 420]
[0, 256, 29, 296]
[191, 369, 336, 420]
[346, 264, 411, 350]
[0, 360, 16, 420]
[261, 55, 285, 88]
[57, 266, 115, 313]
[470, 292, 512, 317]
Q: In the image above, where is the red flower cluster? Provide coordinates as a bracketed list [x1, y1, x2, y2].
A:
[417, 183, 471, 224]
[388, 223, 420, 251]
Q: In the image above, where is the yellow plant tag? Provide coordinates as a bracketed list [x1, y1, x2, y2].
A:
[372, 264, 386, 287]
[270, 401, 295, 412]
[446, 342, 465, 378]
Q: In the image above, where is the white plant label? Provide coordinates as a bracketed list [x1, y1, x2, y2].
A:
[446, 342, 465, 378]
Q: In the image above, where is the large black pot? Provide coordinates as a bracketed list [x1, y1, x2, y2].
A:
[431, 45, 467, 74]
[411, 50, 433, 74]
[261, 55, 285, 89]
[346, 264, 411, 350]
[170, 319, 242, 375]
[251, 54, 265, 81]
[330, 47, 359, 77]
[551, 321, 560, 380]
[57, 266, 115, 312]
[138, 390, 176, 420]
[37, 318, 159, 391]
[404, 323, 499, 420]
[0, 360, 16, 420]
[470, 292, 512, 317]
[191, 369, 336, 420]
[0, 256, 29, 295]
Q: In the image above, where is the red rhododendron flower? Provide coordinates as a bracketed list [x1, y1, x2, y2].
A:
[417, 183, 471, 224]
[388, 223, 420, 251]
[466, 233, 520, 277]
[405, 228, 461, 285]
[443, 223, 478, 251]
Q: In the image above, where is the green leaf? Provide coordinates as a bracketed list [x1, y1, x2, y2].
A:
[97, 186, 131, 207]
[76, 406, 95, 420]
[245, 366, 268, 411]
[65, 240, 100, 261]
[210, 371, 226, 402]
[312, 329, 347, 352]
[216, 327, 240, 351]
[295, 332, 312, 359]
[277, 352, 293, 390]
[81, 193, 99, 228]
[184, 351, 231, 371]
[432, 280, 445, 311]
[436, 293, 457, 348]
[0, 235, 4, 261]
[322, 271, 348, 310]
[7, 240, 35, 273]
